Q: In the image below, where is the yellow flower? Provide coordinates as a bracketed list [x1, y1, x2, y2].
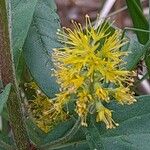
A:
[54, 92, 70, 111]
[76, 90, 92, 126]
[100, 61, 130, 84]
[114, 86, 137, 105]
[28, 93, 68, 133]
[52, 15, 136, 129]
[70, 75, 84, 90]
[96, 102, 119, 129]
[95, 87, 109, 102]
[100, 30, 128, 62]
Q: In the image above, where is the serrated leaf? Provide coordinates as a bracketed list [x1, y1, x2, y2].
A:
[126, 0, 149, 44]
[23, 0, 61, 98]
[84, 95, 150, 150]
[0, 84, 11, 114]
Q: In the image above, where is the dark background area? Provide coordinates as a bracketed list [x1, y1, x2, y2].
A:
[55, 0, 148, 29]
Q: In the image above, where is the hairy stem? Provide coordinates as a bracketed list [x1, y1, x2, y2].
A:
[0, 1, 31, 149]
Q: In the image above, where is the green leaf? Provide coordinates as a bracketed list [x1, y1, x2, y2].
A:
[123, 36, 150, 75]
[11, 0, 38, 78]
[123, 35, 144, 70]
[27, 118, 88, 150]
[27, 118, 75, 145]
[83, 118, 103, 150]
[84, 95, 150, 150]
[145, 42, 150, 77]
[23, 0, 61, 98]
[0, 132, 14, 150]
[133, 0, 142, 10]
[27, 96, 150, 150]
[126, 0, 149, 44]
[54, 142, 89, 150]
[145, 53, 150, 76]
[0, 84, 11, 114]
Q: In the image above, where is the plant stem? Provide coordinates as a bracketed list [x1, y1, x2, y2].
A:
[0, 1, 31, 149]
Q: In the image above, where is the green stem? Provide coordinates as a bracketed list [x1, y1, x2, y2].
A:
[121, 27, 150, 41]
[7, 87, 31, 149]
[0, 1, 31, 149]
[124, 27, 150, 33]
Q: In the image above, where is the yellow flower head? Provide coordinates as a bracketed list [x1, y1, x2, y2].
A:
[114, 86, 137, 105]
[24, 81, 69, 133]
[95, 87, 109, 102]
[28, 90, 68, 133]
[96, 102, 119, 129]
[52, 15, 136, 128]
[76, 90, 92, 126]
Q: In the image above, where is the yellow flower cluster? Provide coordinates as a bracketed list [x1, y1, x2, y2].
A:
[52, 15, 136, 128]
[26, 82, 68, 133]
